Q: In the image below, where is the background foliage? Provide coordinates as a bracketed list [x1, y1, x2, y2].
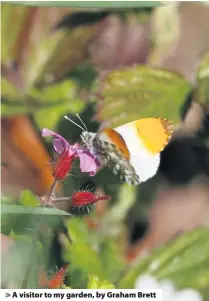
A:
[1, 2, 209, 298]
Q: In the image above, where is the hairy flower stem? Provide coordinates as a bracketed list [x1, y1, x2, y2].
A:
[52, 197, 72, 203]
[47, 179, 58, 206]
[52, 197, 73, 215]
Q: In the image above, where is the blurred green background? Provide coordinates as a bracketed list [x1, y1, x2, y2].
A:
[1, 1, 209, 299]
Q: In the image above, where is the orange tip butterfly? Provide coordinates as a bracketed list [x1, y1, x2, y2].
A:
[65, 115, 174, 185]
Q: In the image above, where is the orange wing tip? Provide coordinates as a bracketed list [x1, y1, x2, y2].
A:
[159, 118, 174, 139]
[103, 128, 130, 160]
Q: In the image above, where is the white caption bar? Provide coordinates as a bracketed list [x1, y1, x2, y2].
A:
[1, 289, 162, 301]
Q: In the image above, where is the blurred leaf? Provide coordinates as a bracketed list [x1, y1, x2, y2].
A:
[1, 237, 41, 288]
[1, 3, 71, 90]
[65, 217, 92, 244]
[32, 80, 78, 102]
[1, 3, 104, 118]
[19, 190, 39, 207]
[1, 78, 23, 101]
[2, 79, 85, 128]
[1, 204, 71, 216]
[1, 161, 9, 167]
[100, 239, 126, 283]
[87, 275, 115, 289]
[100, 184, 137, 237]
[1, 97, 66, 116]
[55, 11, 110, 30]
[1, 101, 32, 116]
[150, 2, 209, 83]
[32, 80, 85, 129]
[195, 53, 209, 107]
[0, 195, 14, 205]
[118, 227, 209, 294]
[1, 205, 67, 244]
[64, 217, 126, 284]
[149, 2, 179, 65]
[64, 240, 103, 288]
[1, 3, 27, 64]
[13, 2, 163, 8]
[67, 63, 97, 89]
[35, 24, 101, 87]
[96, 66, 191, 127]
[63, 217, 103, 287]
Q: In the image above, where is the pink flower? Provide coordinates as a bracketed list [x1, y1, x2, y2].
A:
[42, 128, 100, 180]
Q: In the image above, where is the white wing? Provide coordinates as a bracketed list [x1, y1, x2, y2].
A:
[115, 123, 160, 182]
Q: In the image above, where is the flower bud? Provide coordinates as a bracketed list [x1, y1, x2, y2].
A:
[71, 191, 111, 207]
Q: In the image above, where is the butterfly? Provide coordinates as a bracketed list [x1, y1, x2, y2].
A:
[65, 115, 174, 185]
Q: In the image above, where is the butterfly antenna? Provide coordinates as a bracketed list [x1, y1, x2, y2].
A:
[76, 113, 88, 132]
[64, 115, 85, 131]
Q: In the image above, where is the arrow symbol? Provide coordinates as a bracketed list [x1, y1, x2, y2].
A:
[6, 293, 11, 298]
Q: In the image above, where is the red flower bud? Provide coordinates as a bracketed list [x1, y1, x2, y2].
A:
[48, 262, 70, 289]
[52, 146, 75, 180]
[71, 191, 111, 207]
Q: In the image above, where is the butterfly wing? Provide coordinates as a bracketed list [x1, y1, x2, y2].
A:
[84, 117, 173, 185]
[114, 117, 173, 182]
[92, 132, 140, 185]
[116, 117, 173, 154]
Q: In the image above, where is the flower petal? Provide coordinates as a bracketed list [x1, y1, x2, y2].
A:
[77, 151, 100, 176]
[42, 128, 68, 146]
[42, 128, 62, 138]
[53, 139, 64, 154]
[42, 128, 75, 155]
[42, 128, 100, 177]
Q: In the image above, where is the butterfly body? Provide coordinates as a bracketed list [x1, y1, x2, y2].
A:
[81, 117, 173, 185]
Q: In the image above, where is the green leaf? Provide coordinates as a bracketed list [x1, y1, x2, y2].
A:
[1, 4, 28, 63]
[1, 4, 100, 118]
[1, 102, 32, 116]
[1, 204, 71, 216]
[65, 218, 92, 244]
[68, 63, 97, 89]
[100, 184, 137, 237]
[118, 227, 209, 295]
[100, 239, 127, 283]
[63, 218, 107, 288]
[64, 218, 126, 284]
[12, 2, 163, 8]
[195, 53, 209, 107]
[1, 204, 70, 238]
[35, 24, 100, 87]
[96, 66, 191, 127]
[32, 80, 85, 129]
[1, 78, 24, 101]
[1, 236, 43, 288]
[1, 3, 72, 90]
[64, 241, 103, 288]
[0, 195, 13, 204]
[87, 275, 115, 289]
[19, 190, 39, 207]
